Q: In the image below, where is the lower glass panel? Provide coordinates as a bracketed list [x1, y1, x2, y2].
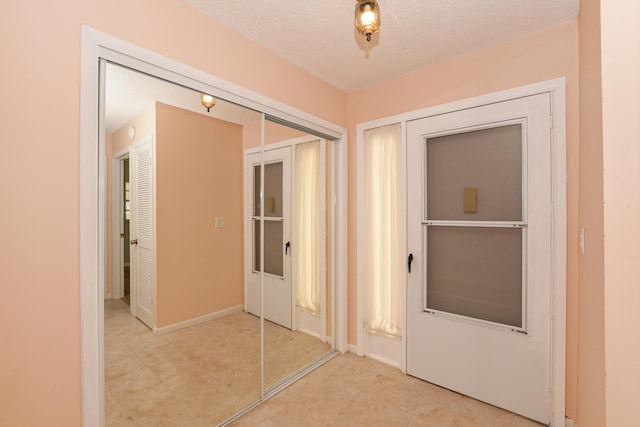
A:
[254, 219, 284, 276]
[426, 226, 523, 327]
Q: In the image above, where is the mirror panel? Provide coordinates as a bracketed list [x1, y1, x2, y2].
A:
[104, 63, 261, 426]
[261, 119, 334, 389]
[103, 61, 340, 426]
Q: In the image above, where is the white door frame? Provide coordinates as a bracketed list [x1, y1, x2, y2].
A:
[356, 78, 566, 426]
[80, 26, 348, 426]
[111, 149, 129, 301]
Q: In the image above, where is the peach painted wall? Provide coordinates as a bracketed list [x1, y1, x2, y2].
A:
[242, 118, 262, 150]
[0, 0, 346, 425]
[111, 106, 157, 156]
[242, 119, 309, 149]
[347, 21, 580, 418]
[107, 105, 157, 297]
[577, 0, 607, 425]
[155, 102, 244, 327]
[601, 0, 640, 425]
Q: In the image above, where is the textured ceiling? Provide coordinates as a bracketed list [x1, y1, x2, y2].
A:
[184, 0, 580, 92]
[106, 1, 580, 132]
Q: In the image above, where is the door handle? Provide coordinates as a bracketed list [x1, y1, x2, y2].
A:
[285, 241, 291, 255]
[120, 233, 125, 238]
[130, 239, 138, 245]
[408, 253, 414, 273]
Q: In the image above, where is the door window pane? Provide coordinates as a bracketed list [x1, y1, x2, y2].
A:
[426, 226, 523, 327]
[264, 162, 283, 218]
[426, 124, 522, 221]
[264, 221, 283, 276]
[253, 219, 284, 277]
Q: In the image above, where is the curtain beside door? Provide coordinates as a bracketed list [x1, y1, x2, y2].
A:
[362, 124, 403, 338]
[294, 140, 322, 314]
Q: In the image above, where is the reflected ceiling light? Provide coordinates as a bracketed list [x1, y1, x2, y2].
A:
[355, 0, 381, 42]
[200, 93, 217, 112]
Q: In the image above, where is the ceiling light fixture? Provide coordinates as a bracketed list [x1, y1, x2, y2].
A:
[200, 93, 217, 112]
[355, 0, 381, 42]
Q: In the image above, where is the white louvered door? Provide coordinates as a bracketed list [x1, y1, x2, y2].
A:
[130, 138, 154, 329]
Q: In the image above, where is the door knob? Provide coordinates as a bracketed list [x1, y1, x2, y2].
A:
[130, 239, 138, 245]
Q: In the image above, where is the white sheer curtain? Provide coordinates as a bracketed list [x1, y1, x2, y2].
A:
[363, 123, 403, 338]
[294, 140, 322, 314]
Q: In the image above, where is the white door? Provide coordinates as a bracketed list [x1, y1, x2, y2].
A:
[406, 93, 552, 423]
[245, 147, 292, 329]
[130, 138, 154, 329]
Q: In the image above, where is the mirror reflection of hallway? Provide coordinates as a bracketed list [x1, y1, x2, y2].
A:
[245, 119, 335, 390]
[104, 62, 263, 425]
[103, 62, 338, 426]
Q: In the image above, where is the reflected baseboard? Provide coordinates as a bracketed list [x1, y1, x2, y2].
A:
[294, 327, 333, 346]
[153, 304, 244, 335]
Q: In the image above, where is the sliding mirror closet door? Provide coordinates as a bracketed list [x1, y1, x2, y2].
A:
[103, 63, 262, 426]
[258, 119, 335, 389]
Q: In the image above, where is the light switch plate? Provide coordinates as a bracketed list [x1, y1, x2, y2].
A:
[215, 217, 225, 229]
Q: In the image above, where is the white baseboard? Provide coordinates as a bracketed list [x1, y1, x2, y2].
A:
[346, 342, 401, 370]
[363, 332, 402, 369]
[565, 417, 576, 427]
[365, 350, 402, 370]
[153, 305, 244, 335]
[297, 327, 322, 341]
[105, 293, 112, 300]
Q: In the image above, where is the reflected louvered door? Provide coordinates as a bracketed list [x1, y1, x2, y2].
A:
[131, 138, 154, 329]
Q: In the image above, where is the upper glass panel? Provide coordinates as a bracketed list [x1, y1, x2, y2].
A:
[263, 162, 284, 218]
[425, 124, 522, 221]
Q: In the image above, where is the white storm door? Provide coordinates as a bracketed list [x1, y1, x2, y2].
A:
[245, 147, 292, 329]
[406, 93, 552, 424]
[130, 138, 154, 329]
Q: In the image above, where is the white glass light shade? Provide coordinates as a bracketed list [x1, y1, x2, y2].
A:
[355, 0, 381, 42]
[200, 93, 216, 112]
